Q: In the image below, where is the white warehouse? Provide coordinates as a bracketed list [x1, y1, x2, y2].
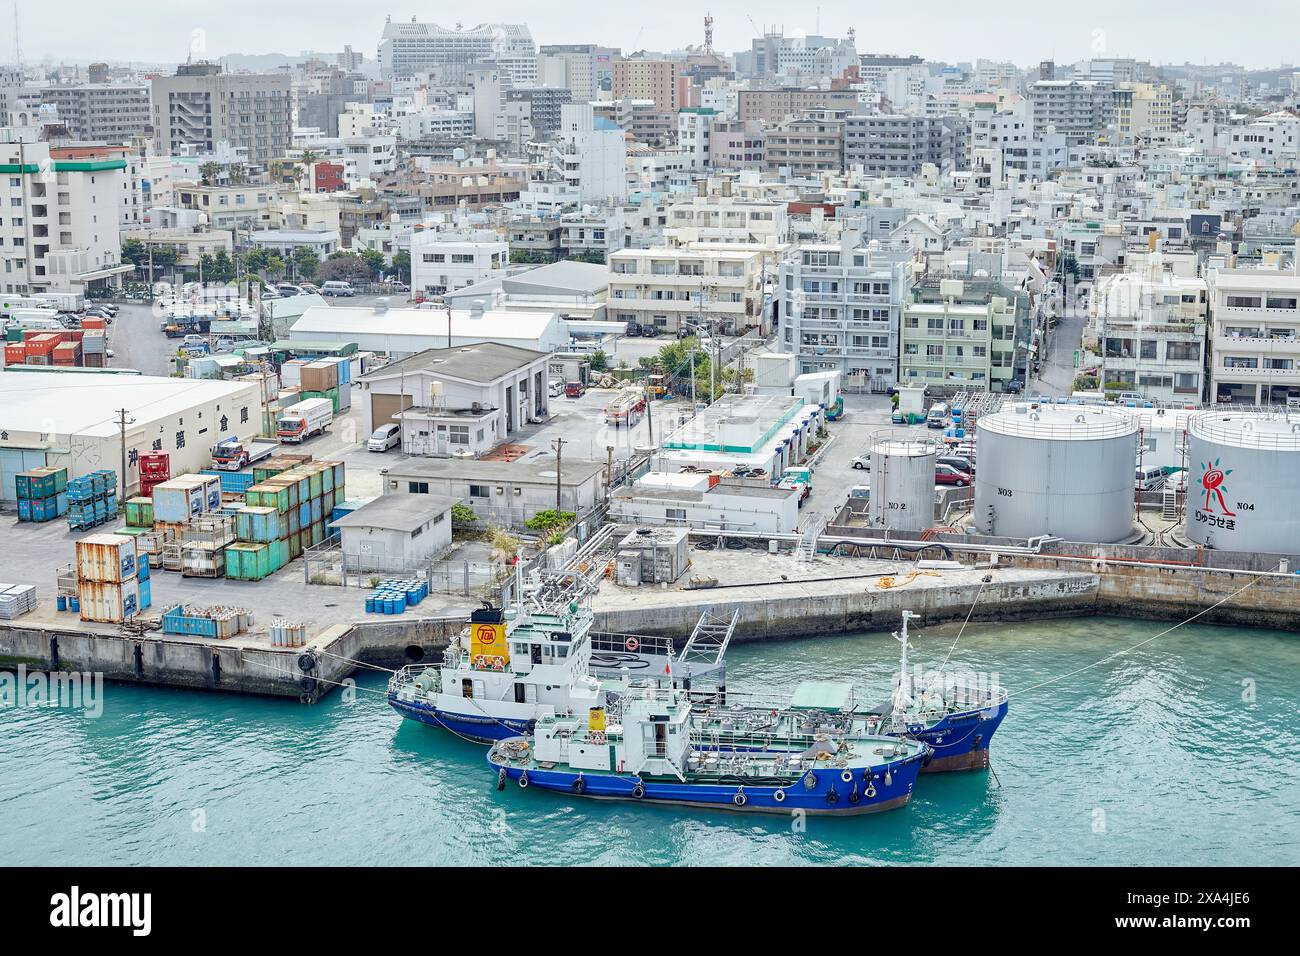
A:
[0, 371, 261, 501]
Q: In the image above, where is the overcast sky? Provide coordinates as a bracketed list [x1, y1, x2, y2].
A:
[15, 1, 1300, 70]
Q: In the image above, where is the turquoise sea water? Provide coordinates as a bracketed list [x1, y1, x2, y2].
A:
[2, 616, 1298, 866]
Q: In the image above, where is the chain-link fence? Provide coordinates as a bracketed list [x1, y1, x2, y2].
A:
[302, 537, 500, 595]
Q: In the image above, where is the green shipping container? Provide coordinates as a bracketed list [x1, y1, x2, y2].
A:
[268, 538, 288, 572]
[224, 542, 272, 581]
[235, 506, 285, 543]
[286, 531, 302, 560]
[124, 496, 154, 528]
[246, 483, 291, 513]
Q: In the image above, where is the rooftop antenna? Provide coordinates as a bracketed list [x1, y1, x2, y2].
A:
[703, 13, 714, 55]
[13, 0, 23, 74]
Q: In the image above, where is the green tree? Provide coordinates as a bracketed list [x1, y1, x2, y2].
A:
[199, 161, 220, 186]
[292, 246, 320, 281]
[359, 248, 386, 278]
[524, 510, 575, 534]
[316, 253, 372, 284]
[390, 250, 411, 284]
[243, 247, 271, 276]
[589, 349, 609, 372]
[210, 249, 236, 282]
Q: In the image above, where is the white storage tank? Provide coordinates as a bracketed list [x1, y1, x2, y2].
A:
[975, 404, 1138, 542]
[867, 433, 940, 532]
[1185, 412, 1300, 553]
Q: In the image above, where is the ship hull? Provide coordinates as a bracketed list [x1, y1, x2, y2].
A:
[907, 697, 1009, 773]
[389, 694, 533, 744]
[489, 750, 927, 816]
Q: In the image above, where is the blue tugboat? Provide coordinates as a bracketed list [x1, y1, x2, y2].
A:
[488, 680, 931, 816]
[687, 612, 1008, 773]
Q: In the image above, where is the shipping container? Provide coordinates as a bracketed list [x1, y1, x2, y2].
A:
[225, 542, 273, 581]
[124, 496, 155, 528]
[151, 476, 208, 523]
[300, 360, 338, 392]
[78, 577, 140, 623]
[76, 534, 138, 583]
[234, 506, 285, 543]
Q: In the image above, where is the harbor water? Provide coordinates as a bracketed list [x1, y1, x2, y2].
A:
[2, 616, 1297, 865]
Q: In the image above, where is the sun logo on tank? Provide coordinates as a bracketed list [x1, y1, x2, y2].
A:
[1199, 458, 1235, 516]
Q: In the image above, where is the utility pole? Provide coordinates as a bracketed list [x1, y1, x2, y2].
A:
[116, 408, 136, 496]
[689, 346, 696, 413]
[551, 437, 566, 513]
[605, 445, 614, 502]
[645, 383, 653, 445]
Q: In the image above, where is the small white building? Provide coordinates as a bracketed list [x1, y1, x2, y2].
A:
[248, 228, 340, 258]
[357, 342, 551, 451]
[410, 231, 509, 298]
[612, 471, 803, 533]
[382, 456, 608, 528]
[331, 494, 457, 572]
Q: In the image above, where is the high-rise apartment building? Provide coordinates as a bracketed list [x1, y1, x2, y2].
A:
[150, 63, 291, 165]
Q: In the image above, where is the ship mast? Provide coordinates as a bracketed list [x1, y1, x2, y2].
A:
[891, 610, 916, 730]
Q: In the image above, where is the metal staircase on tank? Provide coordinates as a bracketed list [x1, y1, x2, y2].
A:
[796, 512, 826, 562]
[1161, 485, 1178, 521]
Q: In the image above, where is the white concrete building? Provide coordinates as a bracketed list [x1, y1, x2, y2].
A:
[611, 471, 802, 533]
[0, 371, 261, 501]
[356, 342, 550, 452]
[0, 133, 133, 296]
[778, 238, 914, 389]
[409, 231, 509, 298]
[607, 246, 766, 335]
[664, 192, 789, 247]
[332, 494, 456, 572]
[1207, 260, 1300, 405]
[1091, 266, 1207, 403]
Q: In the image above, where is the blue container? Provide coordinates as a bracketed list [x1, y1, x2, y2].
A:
[68, 596, 80, 612]
[56, 594, 67, 611]
[406, 589, 419, 606]
[138, 559, 151, 582]
[139, 578, 152, 610]
[299, 502, 311, 528]
[310, 498, 323, 523]
[17, 499, 33, 521]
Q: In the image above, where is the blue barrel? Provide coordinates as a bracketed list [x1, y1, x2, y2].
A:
[69, 596, 80, 612]
[56, 594, 67, 612]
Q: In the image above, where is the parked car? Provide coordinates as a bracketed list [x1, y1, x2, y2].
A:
[936, 455, 975, 475]
[367, 423, 402, 452]
[548, 380, 565, 397]
[275, 284, 302, 297]
[321, 280, 355, 297]
[851, 454, 871, 470]
[640, 326, 659, 338]
[1005, 378, 1024, 394]
[214, 338, 235, 352]
[625, 323, 641, 337]
[564, 381, 586, 398]
[298, 282, 321, 294]
[934, 463, 970, 486]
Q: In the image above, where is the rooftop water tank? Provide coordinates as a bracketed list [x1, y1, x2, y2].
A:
[1185, 412, 1300, 553]
[975, 404, 1138, 542]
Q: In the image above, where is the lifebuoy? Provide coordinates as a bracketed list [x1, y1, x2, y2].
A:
[632, 781, 646, 799]
[572, 776, 586, 794]
[733, 790, 747, 807]
[865, 784, 877, 799]
[518, 771, 529, 789]
[773, 788, 786, 803]
[840, 768, 854, 783]
[625, 637, 639, 652]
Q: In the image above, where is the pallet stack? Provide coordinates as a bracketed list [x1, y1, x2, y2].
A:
[66, 470, 119, 531]
[15, 466, 68, 523]
[0, 584, 37, 620]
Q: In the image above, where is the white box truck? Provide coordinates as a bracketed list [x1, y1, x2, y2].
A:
[275, 398, 333, 443]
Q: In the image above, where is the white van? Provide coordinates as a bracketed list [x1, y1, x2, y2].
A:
[367, 422, 401, 452]
[1135, 467, 1167, 491]
[321, 281, 355, 297]
[926, 402, 950, 429]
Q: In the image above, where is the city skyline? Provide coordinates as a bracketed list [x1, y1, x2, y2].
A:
[9, 2, 1300, 71]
